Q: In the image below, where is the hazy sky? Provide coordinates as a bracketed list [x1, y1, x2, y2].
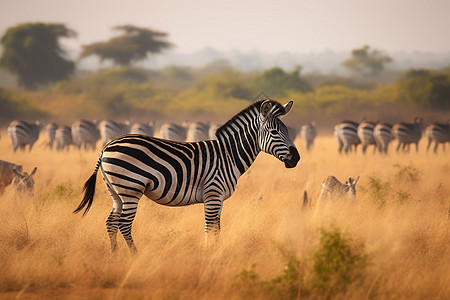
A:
[1, 0, 449, 54]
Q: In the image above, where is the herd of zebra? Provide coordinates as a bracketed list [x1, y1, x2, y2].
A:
[334, 118, 450, 154]
[4, 119, 318, 153]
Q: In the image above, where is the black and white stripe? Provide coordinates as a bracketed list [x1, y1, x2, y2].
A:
[74, 100, 300, 253]
[46, 122, 58, 150]
[130, 121, 155, 137]
[426, 121, 450, 153]
[300, 122, 317, 151]
[187, 122, 210, 141]
[392, 118, 424, 152]
[357, 121, 377, 154]
[99, 120, 130, 146]
[55, 126, 73, 151]
[373, 123, 393, 154]
[159, 122, 188, 141]
[334, 121, 360, 154]
[7, 120, 43, 152]
[71, 119, 100, 151]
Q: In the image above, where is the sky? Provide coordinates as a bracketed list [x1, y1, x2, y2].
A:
[1, 0, 450, 54]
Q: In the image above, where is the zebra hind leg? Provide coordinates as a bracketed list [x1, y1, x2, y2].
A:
[105, 184, 123, 253]
[118, 201, 140, 254]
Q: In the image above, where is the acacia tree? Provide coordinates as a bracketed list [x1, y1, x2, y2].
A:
[342, 45, 392, 76]
[79, 25, 173, 66]
[0, 23, 76, 90]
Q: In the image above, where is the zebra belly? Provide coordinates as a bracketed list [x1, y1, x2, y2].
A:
[143, 183, 204, 206]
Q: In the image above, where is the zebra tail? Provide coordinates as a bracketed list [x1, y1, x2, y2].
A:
[73, 154, 102, 216]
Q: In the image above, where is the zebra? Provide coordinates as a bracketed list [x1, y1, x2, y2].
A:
[357, 121, 377, 154]
[208, 123, 221, 140]
[373, 123, 393, 154]
[12, 167, 37, 194]
[392, 118, 424, 153]
[319, 176, 360, 200]
[187, 122, 210, 141]
[130, 121, 155, 137]
[74, 99, 300, 253]
[55, 126, 73, 151]
[300, 122, 317, 151]
[7, 120, 43, 152]
[99, 120, 131, 146]
[45, 122, 58, 150]
[426, 121, 450, 153]
[72, 119, 100, 151]
[334, 121, 360, 154]
[159, 122, 188, 141]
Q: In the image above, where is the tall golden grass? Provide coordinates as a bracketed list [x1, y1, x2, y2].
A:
[0, 132, 449, 299]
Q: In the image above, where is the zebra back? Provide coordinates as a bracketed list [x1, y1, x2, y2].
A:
[130, 122, 155, 137]
[334, 120, 360, 153]
[72, 119, 100, 150]
[99, 120, 131, 145]
[187, 122, 210, 141]
[159, 122, 188, 141]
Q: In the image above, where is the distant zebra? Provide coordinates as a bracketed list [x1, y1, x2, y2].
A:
[45, 122, 58, 149]
[426, 121, 450, 153]
[334, 121, 360, 154]
[300, 122, 317, 151]
[392, 118, 424, 152]
[55, 126, 73, 151]
[74, 100, 300, 253]
[130, 122, 155, 137]
[159, 122, 188, 141]
[187, 122, 210, 141]
[319, 176, 360, 200]
[208, 123, 220, 140]
[7, 120, 43, 152]
[357, 121, 377, 154]
[99, 120, 131, 146]
[373, 123, 393, 154]
[72, 119, 100, 151]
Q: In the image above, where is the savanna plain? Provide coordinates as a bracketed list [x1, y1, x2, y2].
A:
[0, 132, 449, 300]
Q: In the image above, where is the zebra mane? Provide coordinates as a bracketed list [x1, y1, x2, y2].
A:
[215, 99, 285, 137]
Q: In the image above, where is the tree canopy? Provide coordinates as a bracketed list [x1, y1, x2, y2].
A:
[253, 66, 312, 96]
[342, 45, 392, 76]
[0, 22, 76, 90]
[79, 25, 173, 66]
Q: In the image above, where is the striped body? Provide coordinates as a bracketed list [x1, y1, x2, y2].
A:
[55, 126, 73, 151]
[7, 120, 43, 152]
[74, 100, 300, 253]
[72, 119, 100, 151]
[46, 122, 58, 149]
[426, 122, 450, 153]
[187, 122, 210, 141]
[392, 118, 424, 152]
[130, 122, 155, 137]
[357, 121, 376, 154]
[320, 176, 359, 200]
[373, 123, 393, 154]
[159, 123, 188, 141]
[300, 123, 317, 151]
[99, 120, 130, 146]
[334, 121, 360, 154]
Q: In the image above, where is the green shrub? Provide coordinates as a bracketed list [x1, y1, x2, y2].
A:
[365, 176, 391, 207]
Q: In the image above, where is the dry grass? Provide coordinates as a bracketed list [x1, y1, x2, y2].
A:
[0, 132, 449, 299]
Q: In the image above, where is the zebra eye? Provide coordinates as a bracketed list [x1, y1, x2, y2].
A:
[270, 130, 278, 135]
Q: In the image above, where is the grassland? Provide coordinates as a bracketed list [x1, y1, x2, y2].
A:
[0, 132, 449, 299]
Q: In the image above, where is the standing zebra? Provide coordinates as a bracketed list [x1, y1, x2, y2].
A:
[392, 118, 424, 153]
[55, 126, 73, 151]
[334, 121, 360, 154]
[300, 122, 317, 151]
[99, 120, 131, 146]
[45, 122, 58, 150]
[373, 123, 393, 154]
[7, 120, 43, 152]
[72, 119, 100, 151]
[187, 122, 210, 141]
[159, 122, 188, 141]
[74, 100, 300, 253]
[426, 121, 450, 153]
[357, 121, 377, 154]
[130, 121, 155, 137]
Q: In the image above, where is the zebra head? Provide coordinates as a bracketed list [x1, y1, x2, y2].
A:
[258, 100, 300, 168]
[345, 176, 360, 197]
[13, 167, 37, 194]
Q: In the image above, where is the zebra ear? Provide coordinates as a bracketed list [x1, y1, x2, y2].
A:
[30, 167, 37, 176]
[13, 168, 23, 178]
[354, 176, 360, 186]
[260, 100, 272, 118]
[283, 100, 293, 115]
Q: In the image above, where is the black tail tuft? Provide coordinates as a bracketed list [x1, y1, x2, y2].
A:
[73, 172, 97, 216]
[302, 190, 309, 209]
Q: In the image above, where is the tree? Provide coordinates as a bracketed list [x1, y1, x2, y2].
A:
[0, 23, 76, 90]
[79, 25, 173, 66]
[253, 66, 312, 96]
[342, 45, 392, 76]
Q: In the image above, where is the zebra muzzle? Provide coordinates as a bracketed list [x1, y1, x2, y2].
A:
[284, 146, 300, 168]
